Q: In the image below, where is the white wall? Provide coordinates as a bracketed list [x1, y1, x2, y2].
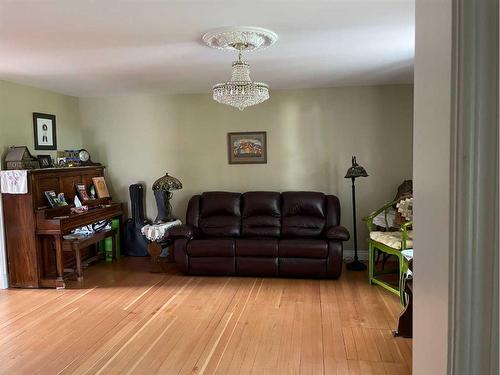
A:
[79, 85, 413, 251]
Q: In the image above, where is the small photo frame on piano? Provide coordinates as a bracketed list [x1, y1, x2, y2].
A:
[37, 155, 53, 169]
[75, 184, 91, 201]
[92, 177, 110, 198]
[44, 191, 58, 208]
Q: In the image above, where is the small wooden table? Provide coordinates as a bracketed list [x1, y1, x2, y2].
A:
[63, 228, 117, 281]
[141, 220, 181, 272]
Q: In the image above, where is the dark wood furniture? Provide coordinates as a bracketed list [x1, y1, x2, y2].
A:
[2, 166, 123, 289]
[394, 260, 413, 338]
[147, 240, 174, 273]
[63, 228, 117, 281]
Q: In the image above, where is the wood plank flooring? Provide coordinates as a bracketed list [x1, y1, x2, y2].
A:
[0, 258, 412, 374]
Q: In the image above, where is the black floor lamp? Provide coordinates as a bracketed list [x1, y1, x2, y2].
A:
[344, 156, 368, 271]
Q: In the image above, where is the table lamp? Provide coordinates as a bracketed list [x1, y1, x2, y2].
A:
[152, 173, 182, 223]
[344, 156, 368, 271]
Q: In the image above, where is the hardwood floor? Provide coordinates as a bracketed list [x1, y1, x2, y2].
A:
[0, 258, 412, 374]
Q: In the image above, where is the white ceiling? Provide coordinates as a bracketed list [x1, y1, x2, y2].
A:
[0, 1, 415, 97]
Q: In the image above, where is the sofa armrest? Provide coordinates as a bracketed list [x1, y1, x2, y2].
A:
[169, 224, 198, 240]
[325, 226, 350, 241]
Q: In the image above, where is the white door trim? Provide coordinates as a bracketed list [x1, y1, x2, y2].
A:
[448, 0, 499, 373]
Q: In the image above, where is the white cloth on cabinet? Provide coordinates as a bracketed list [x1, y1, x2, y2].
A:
[0, 170, 28, 194]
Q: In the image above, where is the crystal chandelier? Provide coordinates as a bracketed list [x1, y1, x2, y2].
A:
[203, 27, 278, 111]
[213, 48, 269, 111]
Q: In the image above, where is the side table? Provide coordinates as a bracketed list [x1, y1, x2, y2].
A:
[141, 219, 182, 272]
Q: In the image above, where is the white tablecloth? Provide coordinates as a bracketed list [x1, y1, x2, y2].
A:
[141, 219, 182, 242]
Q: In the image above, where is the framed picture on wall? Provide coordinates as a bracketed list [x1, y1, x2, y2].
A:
[227, 131, 267, 164]
[33, 112, 57, 150]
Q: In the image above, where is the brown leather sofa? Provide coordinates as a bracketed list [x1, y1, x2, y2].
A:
[170, 191, 350, 278]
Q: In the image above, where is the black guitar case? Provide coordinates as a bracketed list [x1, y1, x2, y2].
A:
[123, 184, 151, 256]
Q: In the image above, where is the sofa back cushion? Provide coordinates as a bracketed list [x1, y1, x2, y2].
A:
[281, 192, 326, 238]
[242, 192, 281, 237]
[199, 192, 241, 237]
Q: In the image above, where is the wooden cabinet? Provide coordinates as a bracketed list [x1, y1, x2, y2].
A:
[2, 166, 122, 288]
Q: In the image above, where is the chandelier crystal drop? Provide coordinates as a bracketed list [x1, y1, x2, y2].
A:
[202, 27, 278, 111]
[213, 52, 269, 111]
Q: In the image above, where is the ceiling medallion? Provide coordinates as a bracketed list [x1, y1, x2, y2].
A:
[203, 27, 278, 111]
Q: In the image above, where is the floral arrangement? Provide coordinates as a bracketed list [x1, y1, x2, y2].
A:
[396, 197, 413, 221]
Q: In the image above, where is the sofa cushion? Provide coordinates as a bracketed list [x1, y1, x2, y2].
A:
[235, 239, 278, 257]
[199, 192, 241, 237]
[199, 216, 241, 237]
[279, 239, 328, 258]
[242, 192, 281, 237]
[187, 239, 235, 257]
[281, 192, 326, 238]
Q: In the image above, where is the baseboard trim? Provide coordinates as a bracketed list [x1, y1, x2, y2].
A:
[0, 273, 8, 289]
[343, 249, 368, 261]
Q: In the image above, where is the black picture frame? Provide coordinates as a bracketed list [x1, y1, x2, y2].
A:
[33, 112, 57, 150]
[37, 155, 53, 169]
[227, 131, 267, 164]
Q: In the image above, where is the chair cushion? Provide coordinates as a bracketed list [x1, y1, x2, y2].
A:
[242, 192, 281, 237]
[279, 239, 328, 258]
[187, 239, 235, 257]
[235, 239, 278, 257]
[369, 231, 413, 250]
[281, 192, 326, 238]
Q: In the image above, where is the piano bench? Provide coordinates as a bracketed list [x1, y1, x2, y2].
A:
[63, 228, 117, 281]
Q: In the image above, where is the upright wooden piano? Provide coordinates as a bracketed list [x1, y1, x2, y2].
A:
[2, 166, 123, 288]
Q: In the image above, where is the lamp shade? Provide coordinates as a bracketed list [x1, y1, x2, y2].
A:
[152, 173, 182, 191]
[344, 156, 368, 179]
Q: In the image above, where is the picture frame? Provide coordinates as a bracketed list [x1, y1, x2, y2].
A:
[227, 131, 267, 164]
[92, 176, 110, 198]
[37, 155, 53, 169]
[75, 183, 91, 201]
[33, 112, 57, 150]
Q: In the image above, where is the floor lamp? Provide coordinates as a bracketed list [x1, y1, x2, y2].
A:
[344, 156, 368, 271]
